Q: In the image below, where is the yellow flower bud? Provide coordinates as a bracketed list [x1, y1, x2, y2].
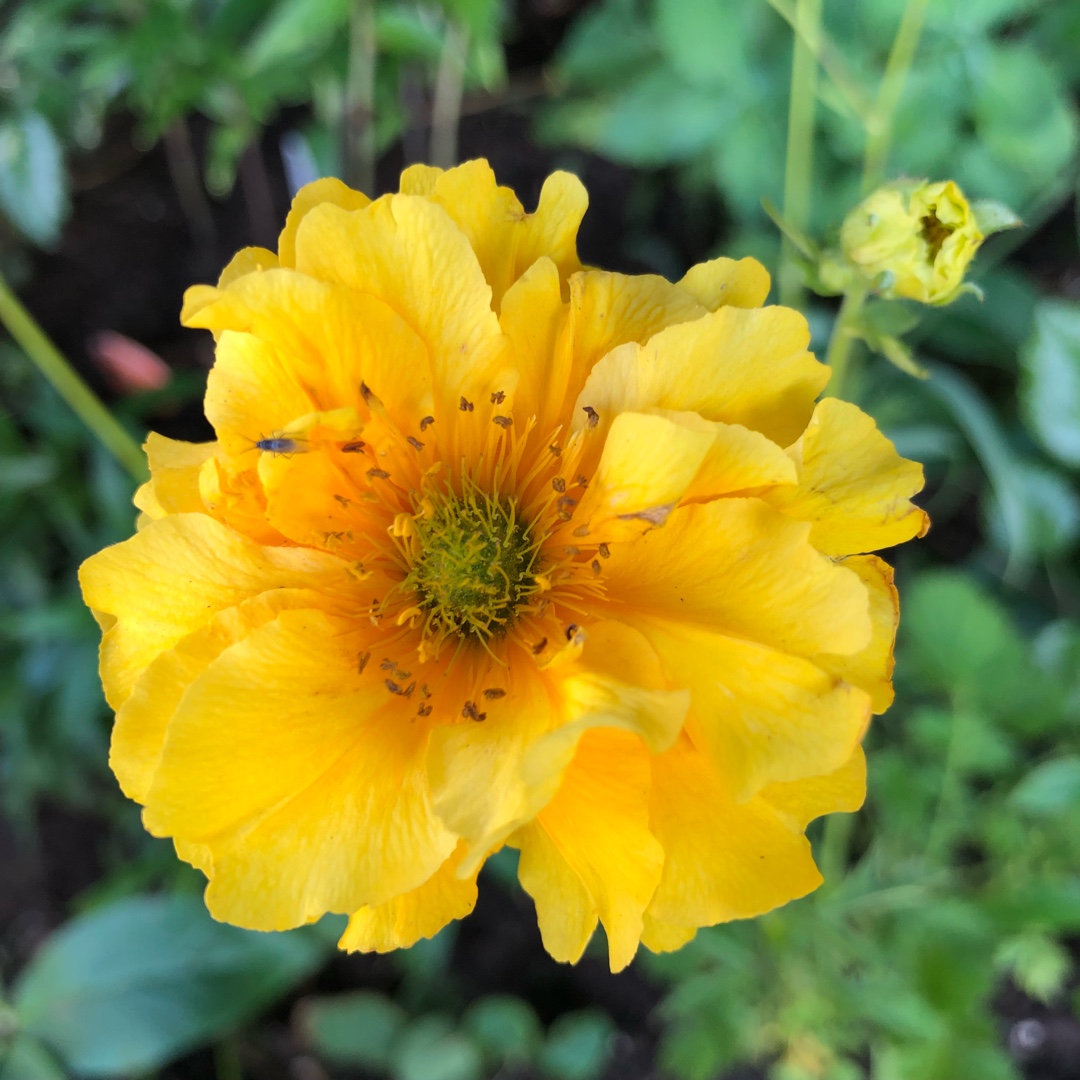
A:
[840, 179, 984, 305]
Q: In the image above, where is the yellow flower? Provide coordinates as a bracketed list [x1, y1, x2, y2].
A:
[79, 160, 928, 972]
[840, 179, 983, 305]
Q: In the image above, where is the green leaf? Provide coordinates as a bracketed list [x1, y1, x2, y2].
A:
[971, 199, 1022, 235]
[462, 995, 542, 1065]
[996, 933, 1070, 1004]
[539, 1011, 615, 1080]
[0, 1037, 67, 1080]
[391, 1016, 482, 1080]
[986, 460, 1080, 560]
[14, 895, 328, 1077]
[242, 0, 351, 76]
[295, 991, 406, 1069]
[1020, 299, 1080, 468]
[551, 0, 656, 91]
[0, 111, 68, 246]
[1008, 757, 1080, 818]
[901, 571, 1026, 707]
[655, 0, 757, 88]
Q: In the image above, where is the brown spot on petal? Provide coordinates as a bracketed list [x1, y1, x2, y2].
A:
[618, 504, 674, 526]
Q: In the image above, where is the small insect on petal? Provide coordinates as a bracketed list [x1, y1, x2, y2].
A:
[256, 436, 302, 455]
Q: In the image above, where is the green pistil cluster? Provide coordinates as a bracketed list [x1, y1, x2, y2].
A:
[407, 486, 541, 642]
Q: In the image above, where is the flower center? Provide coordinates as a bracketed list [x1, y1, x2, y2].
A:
[919, 211, 953, 261]
[405, 486, 542, 644]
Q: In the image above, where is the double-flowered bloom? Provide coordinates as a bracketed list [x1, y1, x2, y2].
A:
[80, 161, 927, 971]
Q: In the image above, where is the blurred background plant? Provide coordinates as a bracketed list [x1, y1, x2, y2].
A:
[2, 1, 1080, 1079]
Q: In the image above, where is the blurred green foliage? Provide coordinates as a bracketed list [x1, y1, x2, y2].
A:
[2, 1, 1080, 1079]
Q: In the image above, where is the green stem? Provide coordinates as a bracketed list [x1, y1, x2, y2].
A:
[0, 272, 147, 481]
[779, 0, 823, 308]
[862, 0, 931, 192]
[818, 810, 854, 890]
[344, 0, 377, 193]
[430, 20, 469, 169]
[824, 286, 867, 399]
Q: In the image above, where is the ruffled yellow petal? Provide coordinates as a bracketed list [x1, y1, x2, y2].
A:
[518, 727, 662, 972]
[646, 734, 822, 928]
[399, 162, 587, 308]
[189, 271, 433, 448]
[677, 256, 770, 310]
[339, 841, 479, 953]
[500, 258, 569, 425]
[197, 453, 285, 546]
[111, 588, 323, 802]
[556, 271, 706, 425]
[640, 916, 697, 955]
[575, 305, 828, 447]
[570, 410, 797, 542]
[765, 397, 929, 556]
[142, 609, 455, 929]
[816, 555, 899, 713]
[133, 434, 215, 520]
[278, 177, 371, 268]
[293, 195, 512, 457]
[514, 823, 595, 964]
[761, 745, 867, 830]
[79, 514, 356, 709]
[429, 624, 687, 875]
[630, 619, 870, 799]
[606, 499, 872, 660]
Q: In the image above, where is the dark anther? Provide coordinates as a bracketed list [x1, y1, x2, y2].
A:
[483, 688, 506, 699]
[493, 415, 513, 428]
[490, 390, 506, 404]
[341, 440, 365, 453]
[462, 700, 487, 721]
[459, 396, 474, 412]
[420, 416, 435, 432]
[557, 495, 577, 511]
[583, 406, 599, 428]
[592, 560, 601, 575]
[385, 678, 404, 694]
[407, 436, 424, 451]
[367, 467, 390, 480]
[598, 542, 610, 559]
[565, 624, 580, 640]
[380, 658, 396, 670]
[572, 524, 590, 537]
[549, 444, 562, 457]
[532, 637, 548, 654]
[334, 494, 352, 508]
[552, 477, 566, 493]
[357, 651, 371, 674]
[575, 474, 589, 488]
[418, 703, 433, 717]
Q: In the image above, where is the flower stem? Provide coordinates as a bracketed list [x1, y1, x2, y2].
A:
[862, 0, 931, 193]
[344, 0, 377, 194]
[818, 811, 854, 890]
[430, 20, 469, 169]
[0, 272, 147, 481]
[778, 0, 823, 309]
[824, 286, 866, 399]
